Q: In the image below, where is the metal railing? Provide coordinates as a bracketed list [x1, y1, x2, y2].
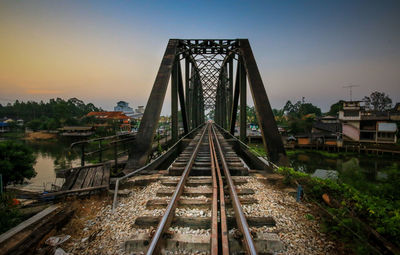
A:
[213, 123, 280, 170]
[70, 133, 135, 168]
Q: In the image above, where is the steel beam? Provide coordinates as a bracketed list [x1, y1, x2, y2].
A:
[230, 62, 240, 134]
[239, 57, 247, 142]
[185, 57, 191, 130]
[227, 57, 233, 125]
[171, 58, 179, 143]
[239, 39, 287, 164]
[177, 60, 189, 134]
[126, 39, 178, 170]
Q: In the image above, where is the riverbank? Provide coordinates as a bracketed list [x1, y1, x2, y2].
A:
[249, 144, 400, 252]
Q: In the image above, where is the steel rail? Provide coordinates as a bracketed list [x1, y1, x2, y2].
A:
[208, 125, 219, 255]
[112, 123, 205, 212]
[146, 124, 209, 255]
[211, 124, 258, 255]
[209, 125, 230, 254]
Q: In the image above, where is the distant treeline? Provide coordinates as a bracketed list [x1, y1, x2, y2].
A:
[0, 98, 101, 130]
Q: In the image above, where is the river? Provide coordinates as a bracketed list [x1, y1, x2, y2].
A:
[288, 150, 400, 193]
[13, 139, 80, 192]
[6, 137, 400, 193]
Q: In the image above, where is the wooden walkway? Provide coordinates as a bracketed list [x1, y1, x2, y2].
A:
[43, 164, 110, 198]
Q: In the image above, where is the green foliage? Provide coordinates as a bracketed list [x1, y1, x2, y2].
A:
[275, 99, 322, 134]
[246, 106, 258, 124]
[0, 98, 101, 130]
[0, 141, 36, 187]
[0, 192, 22, 234]
[26, 119, 42, 131]
[305, 213, 315, 220]
[327, 100, 345, 116]
[274, 166, 400, 248]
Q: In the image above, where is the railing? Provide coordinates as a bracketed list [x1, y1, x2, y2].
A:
[70, 133, 136, 168]
[213, 123, 280, 169]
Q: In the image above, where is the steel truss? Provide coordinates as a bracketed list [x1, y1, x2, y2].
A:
[126, 39, 287, 170]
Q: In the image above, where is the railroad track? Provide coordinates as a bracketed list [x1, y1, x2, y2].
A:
[123, 123, 283, 254]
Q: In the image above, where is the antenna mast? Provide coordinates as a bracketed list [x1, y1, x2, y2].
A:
[342, 84, 360, 101]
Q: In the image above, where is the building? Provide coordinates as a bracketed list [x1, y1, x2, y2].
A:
[0, 122, 10, 133]
[114, 101, 133, 113]
[86, 111, 131, 133]
[312, 116, 342, 146]
[87, 111, 130, 122]
[127, 106, 145, 120]
[338, 101, 398, 144]
[59, 126, 95, 137]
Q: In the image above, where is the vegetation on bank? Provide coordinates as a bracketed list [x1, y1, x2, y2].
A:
[275, 166, 400, 253]
[0, 141, 37, 234]
[0, 141, 36, 188]
[0, 97, 101, 131]
[250, 144, 400, 252]
[0, 192, 23, 234]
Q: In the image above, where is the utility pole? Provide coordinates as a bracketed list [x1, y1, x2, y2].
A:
[342, 84, 360, 101]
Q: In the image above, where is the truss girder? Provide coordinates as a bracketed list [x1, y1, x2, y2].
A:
[126, 39, 287, 172]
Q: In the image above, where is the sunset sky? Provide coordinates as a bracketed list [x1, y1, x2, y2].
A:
[1, 0, 399, 114]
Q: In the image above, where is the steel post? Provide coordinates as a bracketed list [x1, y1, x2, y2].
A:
[126, 39, 178, 170]
[227, 58, 233, 126]
[239, 39, 287, 164]
[239, 57, 247, 142]
[230, 62, 240, 135]
[171, 58, 179, 143]
[177, 60, 189, 134]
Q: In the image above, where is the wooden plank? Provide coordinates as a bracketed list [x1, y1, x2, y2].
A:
[41, 185, 108, 198]
[156, 187, 254, 197]
[133, 216, 275, 229]
[146, 197, 258, 208]
[81, 166, 96, 188]
[71, 167, 89, 190]
[0, 205, 59, 245]
[61, 168, 80, 190]
[0, 207, 74, 255]
[101, 164, 110, 186]
[92, 166, 105, 187]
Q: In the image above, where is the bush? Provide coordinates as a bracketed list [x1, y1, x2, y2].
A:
[275, 167, 400, 248]
[0, 192, 22, 234]
[0, 141, 36, 187]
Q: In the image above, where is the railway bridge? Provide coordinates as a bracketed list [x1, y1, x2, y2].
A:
[111, 39, 291, 254]
[126, 39, 287, 171]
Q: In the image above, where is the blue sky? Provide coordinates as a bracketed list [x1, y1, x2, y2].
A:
[0, 0, 399, 113]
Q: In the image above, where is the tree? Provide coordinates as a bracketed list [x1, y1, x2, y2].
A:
[26, 119, 42, 131]
[328, 100, 345, 116]
[0, 141, 36, 188]
[363, 91, 392, 111]
[282, 100, 321, 117]
[246, 106, 258, 124]
[298, 103, 322, 117]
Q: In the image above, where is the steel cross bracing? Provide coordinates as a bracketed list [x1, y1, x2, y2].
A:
[125, 39, 287, 171]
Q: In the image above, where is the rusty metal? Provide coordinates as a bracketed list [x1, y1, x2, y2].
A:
[209, 125, 230, 254]
[145, 124, 208, 254]
[239, 56, 247, 142]
[238, 39, 287, 164]
[208, 124, 219, 255]
[126, 39, 179, 169]
[211, 124, 257, 255]
[230, 63, 240, 135]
